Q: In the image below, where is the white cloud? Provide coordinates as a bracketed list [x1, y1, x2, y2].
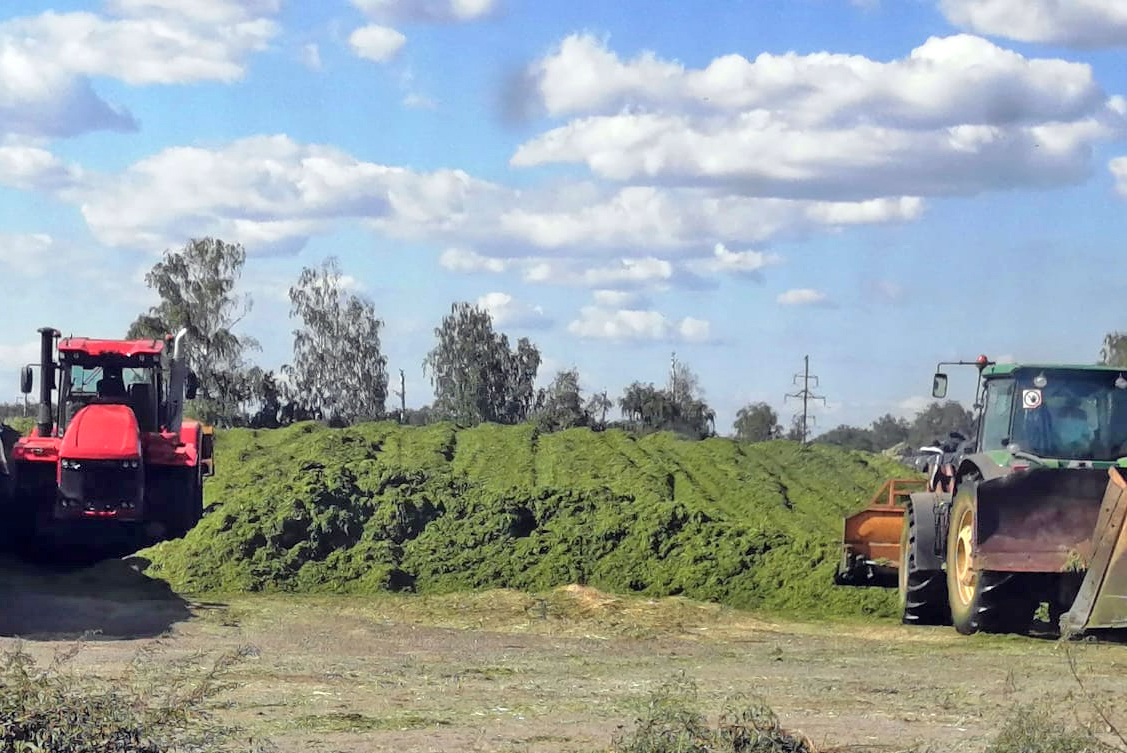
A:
[568, 304, 712, 343]
[59, 135, 924, 274]
[403, 92, 439, 109]
[939, 0, 1127, 48]
[0, 3, 280, 140]
[349, 24, 406, 62]
[477, 291, 552, 329]
[73, 134, 501, 253]
[528, 33, 1102, 123]
[581, 258, 673, 287]
[107, 0, 281, 24]
[1111, 157, 1127, 196]
[300, 43, 323, 71]
[692, 243, 781, 277]
[440, 247, 508, 273]
[496, 187, 923, 252]
[777, 288, 831, 306]
[519, 256, 709, 291]
[351, 0, 499, 23]
[0, 340, 40, 373]
[348, 0, 497, 61]
[0, 233, 55, 276]
[592, 289, 646, 307]
[677, 318, 712, 343]
[514, 34, 1124, 200]
[0, 144, 84, 191]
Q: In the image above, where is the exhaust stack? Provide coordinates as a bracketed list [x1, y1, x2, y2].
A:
[36, 327, 58, 437]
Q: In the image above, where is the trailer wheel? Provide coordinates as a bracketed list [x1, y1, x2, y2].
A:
[899, 503, 948, 625]
[946, 484, 1036, 635]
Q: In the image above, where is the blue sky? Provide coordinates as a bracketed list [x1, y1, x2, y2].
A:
[1, 0, 1126, 435]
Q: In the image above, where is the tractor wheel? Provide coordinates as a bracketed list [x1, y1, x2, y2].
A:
[946, 484, 1037, 635]
[899, 503, 948, 625]
[191, 471, 203, 525]
[164, 471, 201, 540]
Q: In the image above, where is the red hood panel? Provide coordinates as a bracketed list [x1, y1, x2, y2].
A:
[61, 404, 141, 460]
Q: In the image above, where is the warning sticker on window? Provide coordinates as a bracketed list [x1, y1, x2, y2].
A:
[1022, 389, 1043, 410]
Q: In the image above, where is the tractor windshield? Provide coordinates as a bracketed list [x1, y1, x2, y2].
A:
[60, 361, 160, 431]
[1007, 368, 1127, 461]
[66, 365, 152, 397]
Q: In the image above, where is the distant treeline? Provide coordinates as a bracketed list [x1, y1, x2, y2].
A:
[2, 237, 1008, 448]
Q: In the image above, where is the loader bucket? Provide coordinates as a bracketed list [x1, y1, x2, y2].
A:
[973, 468, 1109, 573]
[1061, 468, 1127, 636]
[835, 478, 925, 586]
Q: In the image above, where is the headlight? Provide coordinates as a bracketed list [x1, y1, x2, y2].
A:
[121, 459, 140, 469]
[61, 459, 80, 471]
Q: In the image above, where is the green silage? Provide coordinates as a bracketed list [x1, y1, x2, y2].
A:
[140, 422, 908, 618]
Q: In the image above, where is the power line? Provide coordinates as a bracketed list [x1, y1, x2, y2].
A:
[784, 355, 826, 445]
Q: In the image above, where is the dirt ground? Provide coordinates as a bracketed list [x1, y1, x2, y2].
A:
[3, 556, 1127, 753]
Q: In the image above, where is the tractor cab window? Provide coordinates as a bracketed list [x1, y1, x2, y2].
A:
[980, 378, 1014, 451]
[1008, 369, 1127, 461]
[66, 365, 152, 398]
[61, 362, 159, 431]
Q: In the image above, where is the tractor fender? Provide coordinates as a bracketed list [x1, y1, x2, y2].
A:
[178, 420, 202, 463]
[957, 454, 1010, 484]
[906, 491, 945, 572]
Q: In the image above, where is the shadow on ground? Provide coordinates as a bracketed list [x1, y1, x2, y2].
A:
[0, 554, 193, 641]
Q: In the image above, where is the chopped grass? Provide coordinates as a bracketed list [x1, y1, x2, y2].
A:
[140, 421, 909, 618]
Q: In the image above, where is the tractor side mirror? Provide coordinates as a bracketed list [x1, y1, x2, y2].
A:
[19, 366, 32, 395]
[185, 371, 199, 401]
[932, 373, 948, 399]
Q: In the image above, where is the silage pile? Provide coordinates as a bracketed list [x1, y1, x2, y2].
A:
[140, 421, 909, 617]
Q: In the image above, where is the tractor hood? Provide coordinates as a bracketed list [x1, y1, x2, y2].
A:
[60, 404, 142, 461]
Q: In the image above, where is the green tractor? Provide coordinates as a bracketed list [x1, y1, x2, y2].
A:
[842, 357, 1127, 636]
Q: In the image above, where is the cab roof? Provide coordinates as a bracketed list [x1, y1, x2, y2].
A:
[58, 337, 165, 358]
[983, 363, 1124, 377]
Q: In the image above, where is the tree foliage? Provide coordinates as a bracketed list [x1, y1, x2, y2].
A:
[585, 390, 613, 430]
[784, 416, 806, 442]
[1101, 332, 1127, 367]
[905, 401, 974, 449]
[814, 425, 876, 452]
[733, 402, 783, 442]
[870, 413, 910, 450]
[619, 365, 715, 440]
[127, 237, 259, 427]
[533, 369, 589, 432]
[422, 302, 541, 425]
[814, 402, 973, 453]
[284, 257, 388, 425]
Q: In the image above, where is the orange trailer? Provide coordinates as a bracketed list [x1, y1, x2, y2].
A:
[834, 478, 926, 586]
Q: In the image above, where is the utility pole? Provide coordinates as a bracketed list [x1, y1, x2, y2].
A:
[394, 369, 406, 421]
[785, 355, 826, 445]
[669, 351, 677, 397]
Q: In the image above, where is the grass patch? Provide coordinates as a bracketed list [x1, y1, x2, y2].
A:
[985, 701, 1117, 753]
[0, 638, 268, 752]
[612, 673, 815, 753]
[140, 421, 909, 618]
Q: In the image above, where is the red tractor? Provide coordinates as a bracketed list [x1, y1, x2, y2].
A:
[9, 326, 213, 550]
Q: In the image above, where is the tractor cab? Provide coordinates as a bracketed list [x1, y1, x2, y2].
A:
[974, 365, 1127, 464]
[21, 336, 199, 438]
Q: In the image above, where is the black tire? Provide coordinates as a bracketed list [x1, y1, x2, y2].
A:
[164, 470, 201, 540]
[899, 503, 949, 625]
[945, 481, 1037, 635]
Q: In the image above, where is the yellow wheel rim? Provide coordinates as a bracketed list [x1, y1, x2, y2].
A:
[953, 504, 976, 607]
